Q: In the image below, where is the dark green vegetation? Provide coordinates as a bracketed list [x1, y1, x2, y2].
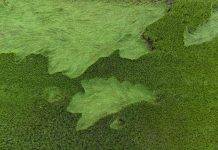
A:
[1, 0, 218, 149]
[1, 0, 168, 131]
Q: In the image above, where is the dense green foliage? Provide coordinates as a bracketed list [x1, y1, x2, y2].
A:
[1, 0, 218, 149]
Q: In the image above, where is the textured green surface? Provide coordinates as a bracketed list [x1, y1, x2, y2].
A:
[67, 77, 155, 131]
[1, 0, 218, 150]
[0, 0, 166, 78]
[110, 117, 126, 130]
[43, 86, 64, 103]
[184, 7, 218, 46]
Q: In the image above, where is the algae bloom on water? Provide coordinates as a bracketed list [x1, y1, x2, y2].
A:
[1, 0, 217, 149]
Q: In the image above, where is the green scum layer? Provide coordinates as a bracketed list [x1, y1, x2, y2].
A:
[1, 0, 218, 149]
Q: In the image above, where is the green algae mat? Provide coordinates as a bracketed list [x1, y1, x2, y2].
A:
[1, 0, 218, 149]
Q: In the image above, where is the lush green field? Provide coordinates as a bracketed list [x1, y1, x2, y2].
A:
[1, 0, 218, 149]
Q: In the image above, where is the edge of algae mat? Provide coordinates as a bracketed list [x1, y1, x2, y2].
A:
[1, 0, 218, 149]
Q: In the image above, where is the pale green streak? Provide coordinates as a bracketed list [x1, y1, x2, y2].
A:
[184, 10, 218, 46]
[0, 0, 166, 78]
[43, 86, 63, 103]
[67, 77, 155, 131]
[110, 117, 125, 130]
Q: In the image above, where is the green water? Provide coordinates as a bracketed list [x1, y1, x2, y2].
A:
[1, 0, 218, 149]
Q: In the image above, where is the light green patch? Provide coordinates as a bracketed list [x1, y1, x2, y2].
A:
[43, 86, 63, 103]
[67, 77, 155, 131]
[0, 0, 166, 78]
[110, 117, 125, 130]
[184, 7, 218, 46]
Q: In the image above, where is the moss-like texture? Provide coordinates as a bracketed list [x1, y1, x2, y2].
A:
[0, 0, 166, 78]
[184, 6, 218, 46]
[1, 0, 218, 149]
[67, 77, 155, 131]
